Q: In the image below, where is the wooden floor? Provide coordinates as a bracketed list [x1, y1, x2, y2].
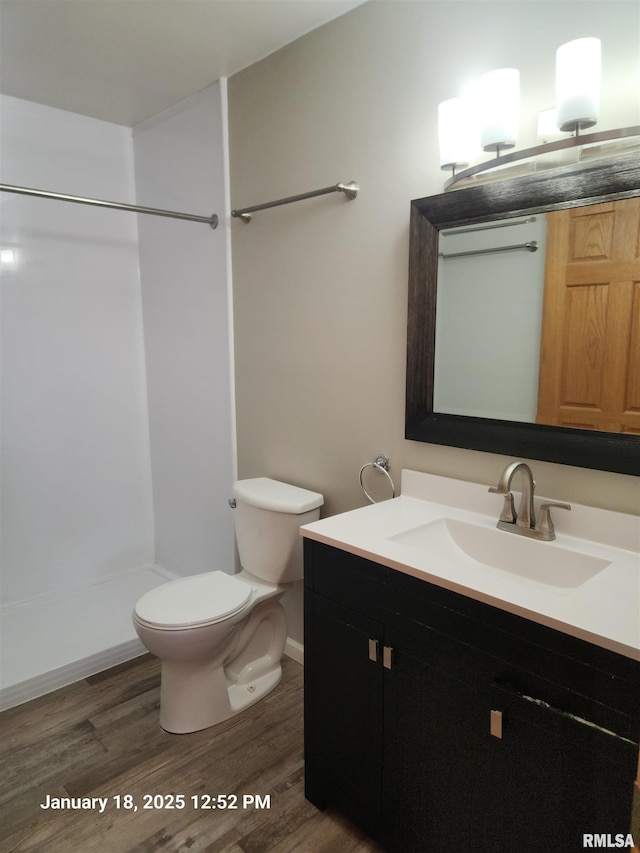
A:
[0, 655, 383, 852]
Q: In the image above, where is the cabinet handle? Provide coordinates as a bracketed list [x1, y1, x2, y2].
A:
[368, 639, 379, 663]
[383, 646, 394, 670]
[490, 709, 503, 739]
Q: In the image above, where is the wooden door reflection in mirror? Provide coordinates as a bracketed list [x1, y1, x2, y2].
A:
[537, 198, 640, 434]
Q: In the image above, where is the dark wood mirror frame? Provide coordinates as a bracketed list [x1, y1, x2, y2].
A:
[405, 151, 640, 476]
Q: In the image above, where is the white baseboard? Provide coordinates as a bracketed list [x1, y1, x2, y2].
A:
[285, 637, 304, 665]
[0, 640, 146, 712]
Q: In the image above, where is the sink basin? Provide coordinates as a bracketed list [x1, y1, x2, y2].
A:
[389, 518, 611, 589]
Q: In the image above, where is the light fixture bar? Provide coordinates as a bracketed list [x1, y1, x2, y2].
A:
[443, 126, 640, 190]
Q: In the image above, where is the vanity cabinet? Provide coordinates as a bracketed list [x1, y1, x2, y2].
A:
[304, 539, 640, 853]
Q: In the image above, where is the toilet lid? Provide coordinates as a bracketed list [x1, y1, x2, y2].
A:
[134, 571, 252, 629]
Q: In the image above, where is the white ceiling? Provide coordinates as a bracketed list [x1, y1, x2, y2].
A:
[0, 0, 365, 127]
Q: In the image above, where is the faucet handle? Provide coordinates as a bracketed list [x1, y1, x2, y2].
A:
[536, 502, 571, 540]
[493, 491, 517, 524]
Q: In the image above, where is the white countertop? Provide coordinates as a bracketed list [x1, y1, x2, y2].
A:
[301, 470, 640, 662]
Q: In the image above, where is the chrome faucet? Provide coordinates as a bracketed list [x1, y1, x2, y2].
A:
[489, 461, 571, 541]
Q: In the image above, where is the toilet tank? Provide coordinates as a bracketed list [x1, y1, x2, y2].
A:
[232, 478, 324, 583]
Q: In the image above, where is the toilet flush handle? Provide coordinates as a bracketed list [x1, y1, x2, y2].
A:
[228, 498, 236, 508]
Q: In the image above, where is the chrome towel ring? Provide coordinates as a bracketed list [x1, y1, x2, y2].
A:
[359, 454, 396, 503]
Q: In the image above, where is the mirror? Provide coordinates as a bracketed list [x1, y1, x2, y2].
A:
[405, 152, 640, 475]
[434, 214, 547, 422]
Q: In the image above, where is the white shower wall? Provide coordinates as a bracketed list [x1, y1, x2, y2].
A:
[0, 85, 236, 707]
[0, 95, 155, 604]
[133, 82, 236, 577]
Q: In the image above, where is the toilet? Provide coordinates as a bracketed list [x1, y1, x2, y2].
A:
[132, 478, 323, 733]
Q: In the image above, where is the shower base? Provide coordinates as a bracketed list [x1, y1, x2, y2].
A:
[0, 563, 177, 711]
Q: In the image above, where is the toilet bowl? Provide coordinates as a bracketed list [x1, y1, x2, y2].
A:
[132, 478, 323, 733]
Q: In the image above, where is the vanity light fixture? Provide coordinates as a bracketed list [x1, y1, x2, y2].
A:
[437, 36, 637, 190]
[438, 98, 476, 173]
[536, 108, 566, 144]
[478, 68, 520, 156]
[556, 37, 601, 133]
[0, 248, 16, 269]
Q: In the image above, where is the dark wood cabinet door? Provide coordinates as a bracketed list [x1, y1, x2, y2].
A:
[304, 594, 384, 839]
[382, 626, 488, 853]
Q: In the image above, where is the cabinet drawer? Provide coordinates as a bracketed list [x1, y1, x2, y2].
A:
[490, 681, 638, 767]
[308, 540, 389, 613]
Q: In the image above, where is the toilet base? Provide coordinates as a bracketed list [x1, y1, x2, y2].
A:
[158, 598, 287, 734]
[228, 667, 282, 714]
[159, 661, 283, 734]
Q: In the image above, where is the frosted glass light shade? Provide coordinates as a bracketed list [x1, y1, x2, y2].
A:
[537, 108, 567, 143]
[479, 68, 520, 152]
[438, 98, 476, 170]
[556, 38, 601, 132]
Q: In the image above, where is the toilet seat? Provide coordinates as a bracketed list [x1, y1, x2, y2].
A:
[134, 571, 252, 630]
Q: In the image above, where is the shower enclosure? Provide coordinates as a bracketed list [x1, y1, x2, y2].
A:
[0, 84, 235, 710]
